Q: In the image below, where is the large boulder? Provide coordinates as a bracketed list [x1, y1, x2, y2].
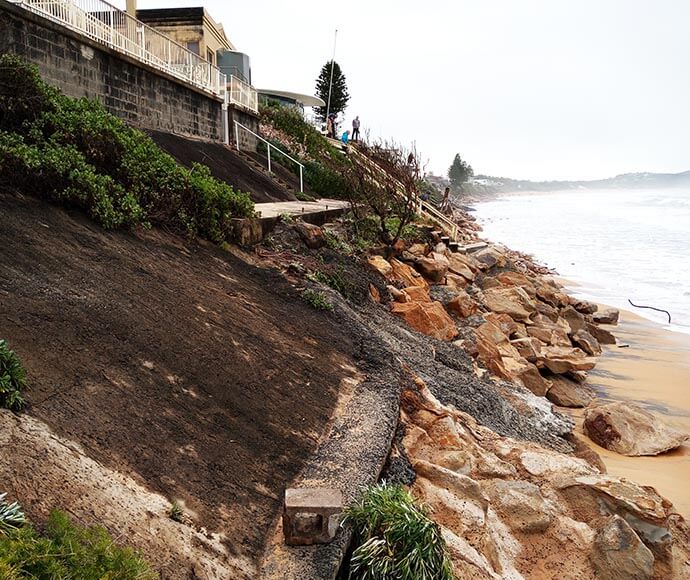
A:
[484, 312, 518, 337]
[572, 329, 602, 356]
[536, 284, 570, 308]
[293, 222, 326, 249]
[496, 271, 537, 297]
[590, 515, 654, 580]
[389, 258, 429, 289]
[445, 272, 470, 290]
[474, 246, 507, 269]
[414, 254, 449, 284]
[475, 322, 521, 360]
[402, 285, 431, 303]
[535, 300, 559, 322]
[559, 474, 675, 553]
[527, 321, 571, 347]
[510, 360, 552, 396]
[572, 298, 598, 315]
[367, 255, 393, 278]
[511, 337, 542, 362]
[587, 322, 616, 345]
[561, 306, 587, 335]
[447, 289, 479, 318]
[390, 300, 458, 341]
[538, 346, 597, 374]
[481, 286, 536, 322]
[546, 375, 595, 408]
[447, 254, 476, 282]
[593, 308, 620, 325]
[481, 479, 552, 533]
[583, 402, 689, 456]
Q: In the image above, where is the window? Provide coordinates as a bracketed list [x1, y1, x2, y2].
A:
[186, 41, 199, 55]
[207, 48, 214, 65]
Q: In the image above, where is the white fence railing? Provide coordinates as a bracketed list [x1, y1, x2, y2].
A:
[234, 121, 303, 193]
[229, 75, 258, 113]
[13, 0, 227, 97]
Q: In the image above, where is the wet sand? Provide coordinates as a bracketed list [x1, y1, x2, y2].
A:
[566, 309, 690, 519]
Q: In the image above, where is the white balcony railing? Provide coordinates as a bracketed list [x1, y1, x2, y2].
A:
[229, 75, 258, 113]
[13, 0, 227, 98]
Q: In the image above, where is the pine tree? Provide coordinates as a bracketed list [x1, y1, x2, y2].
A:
[448, 154, 474, 192]
[314, 60, 350, 122]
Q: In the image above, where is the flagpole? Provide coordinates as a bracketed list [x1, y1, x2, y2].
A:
[325, 29, 338, 123]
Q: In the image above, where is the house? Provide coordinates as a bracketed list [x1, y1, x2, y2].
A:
[136, 7, 233, 68]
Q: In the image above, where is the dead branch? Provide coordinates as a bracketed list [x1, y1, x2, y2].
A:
[627, 299, 672, 323]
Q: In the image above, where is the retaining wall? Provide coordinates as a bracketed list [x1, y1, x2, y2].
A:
[0, 0, 223, 141]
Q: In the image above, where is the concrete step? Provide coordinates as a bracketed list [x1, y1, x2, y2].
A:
[460, 242, 488, 253]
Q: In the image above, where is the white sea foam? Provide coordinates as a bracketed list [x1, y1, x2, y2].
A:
[474, 189, 690, 335]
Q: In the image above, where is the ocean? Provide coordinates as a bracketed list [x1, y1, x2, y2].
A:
[474, 189, 690, 335]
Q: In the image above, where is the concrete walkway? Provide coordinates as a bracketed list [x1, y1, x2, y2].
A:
[255, 198, 350, 219]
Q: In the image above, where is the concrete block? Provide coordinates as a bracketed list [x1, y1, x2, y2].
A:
[283, 488, 343, 546]
[231, 218, 262, 246]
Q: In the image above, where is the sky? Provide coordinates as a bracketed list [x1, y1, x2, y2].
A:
[125, 0, 690, 180]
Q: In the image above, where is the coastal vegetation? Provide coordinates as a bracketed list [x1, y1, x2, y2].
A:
[0, 54, 254, 243]
[0, 340, 26, 412]
[260, 102, 351, 199]
[344, 483, 454, 580]
[0, 507, 154, 579]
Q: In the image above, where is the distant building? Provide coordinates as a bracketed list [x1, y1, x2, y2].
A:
[136, 7, 233, 68]
[136, 5, 256, 114]
[258, 89, 325, 112]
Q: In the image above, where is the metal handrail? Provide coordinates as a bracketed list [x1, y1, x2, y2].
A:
[234, 121, 304, 193]
[14, 0, 227, 98]
[349, 147, 458, 241]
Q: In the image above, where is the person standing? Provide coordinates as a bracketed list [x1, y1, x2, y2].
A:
[352, 116, 361, 141]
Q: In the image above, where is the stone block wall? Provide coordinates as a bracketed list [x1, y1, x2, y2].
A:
[228, 105, 259, 151]
[0, 0, 223, 141]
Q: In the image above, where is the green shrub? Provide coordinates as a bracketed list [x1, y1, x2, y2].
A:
[0, 340, 26, 411]
[303, 160, 351, 198]
[345, 483, 454, 580]
[301, 289, 333, 311]
[0, 510, 154, 579]
[0, 494, 25, 535]
[0, 54, 254, 242]
[309, 266, 355, 299]
[260, 104, 326, 159]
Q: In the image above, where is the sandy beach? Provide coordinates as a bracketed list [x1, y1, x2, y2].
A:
[565, 308, 690, 519]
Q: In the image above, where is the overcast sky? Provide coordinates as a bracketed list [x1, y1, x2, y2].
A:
[128, 0, 690, 180]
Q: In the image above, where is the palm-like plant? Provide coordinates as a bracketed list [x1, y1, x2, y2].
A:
[344, 483, 454, 580]
[0, 494, 25, 535]
[0, 340, 26, 411]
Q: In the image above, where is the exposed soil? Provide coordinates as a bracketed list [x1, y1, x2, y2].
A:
[0, 192, 357, 577]
[147, 130, 296, 203]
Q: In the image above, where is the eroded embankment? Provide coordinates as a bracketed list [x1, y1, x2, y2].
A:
[0, 193, 582, 578]
[0, 192, 361, 578]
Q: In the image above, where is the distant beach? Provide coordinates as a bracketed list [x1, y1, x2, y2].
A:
[475, 189, 690, 517]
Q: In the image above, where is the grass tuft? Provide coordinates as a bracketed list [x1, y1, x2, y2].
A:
[344, 483, 454, 580]
[301, 289, 333, 311]
[168, 502, 184, 523]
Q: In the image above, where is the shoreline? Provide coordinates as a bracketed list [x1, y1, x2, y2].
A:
[559, 291, 690, 518]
